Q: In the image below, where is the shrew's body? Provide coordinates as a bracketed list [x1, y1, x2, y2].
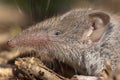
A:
[8, 9, 120, 76]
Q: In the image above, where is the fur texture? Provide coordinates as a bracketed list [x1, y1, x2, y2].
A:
[8, 9, 120, 76]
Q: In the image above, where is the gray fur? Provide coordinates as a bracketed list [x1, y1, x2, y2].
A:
[8, 9, 120, 76]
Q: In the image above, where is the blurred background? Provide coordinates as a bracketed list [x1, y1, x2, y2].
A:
[0, 0, 120, 63]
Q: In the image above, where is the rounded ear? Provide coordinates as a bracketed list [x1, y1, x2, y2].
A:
[82, 12, 110, 43]
[89, 11, 110, 26]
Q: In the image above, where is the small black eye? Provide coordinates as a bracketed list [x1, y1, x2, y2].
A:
[55, 31, 62, 35]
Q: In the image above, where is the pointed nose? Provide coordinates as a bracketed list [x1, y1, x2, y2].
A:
[7, 40, 15, 48]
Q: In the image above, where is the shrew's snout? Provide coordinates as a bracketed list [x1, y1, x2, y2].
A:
[7, 39, 16, 48]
